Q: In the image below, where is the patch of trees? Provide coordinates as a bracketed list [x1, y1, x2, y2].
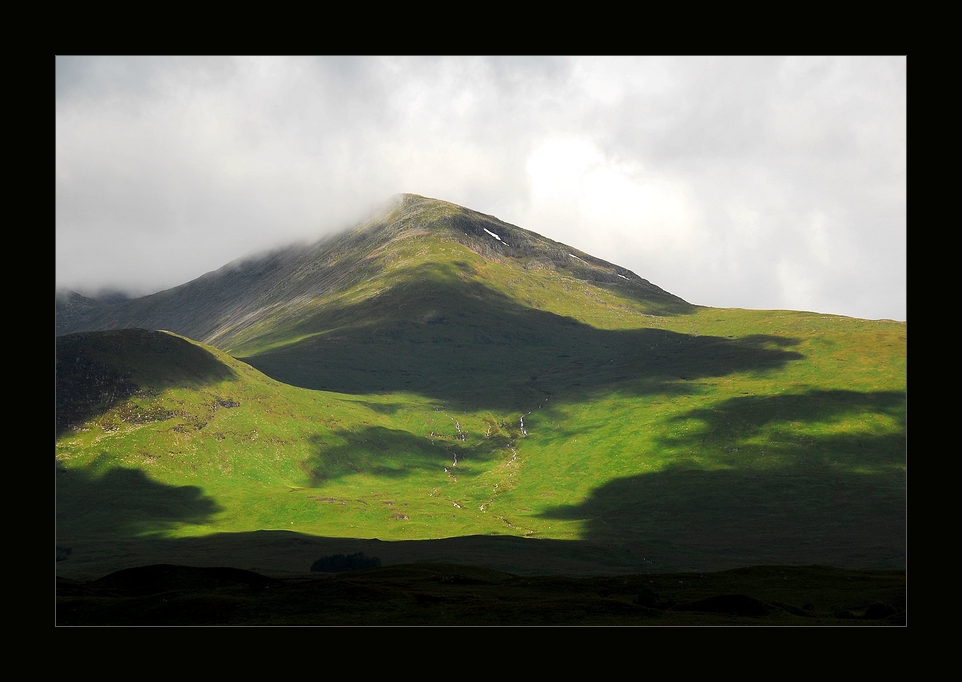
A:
[310, 552, 381, 573]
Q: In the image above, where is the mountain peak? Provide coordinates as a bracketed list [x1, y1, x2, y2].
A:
[57, 195, 691, 352]
[368, 195, 677, 294]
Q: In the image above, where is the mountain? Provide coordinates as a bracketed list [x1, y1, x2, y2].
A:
[56, 291, 108, 336]
[58, 194, 702, 410]
[54, 195, 795, 411]
[57, 194, 684, 345]
[55, 195, 906, 581]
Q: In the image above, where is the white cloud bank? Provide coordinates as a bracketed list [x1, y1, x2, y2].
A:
[56, 56, 905, 320]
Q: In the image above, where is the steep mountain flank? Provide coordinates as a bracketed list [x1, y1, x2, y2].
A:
[56, 291, 108, 336]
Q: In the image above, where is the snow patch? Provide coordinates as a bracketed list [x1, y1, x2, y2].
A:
[569, 253, 588, 264]
[617, 274, 628, 280]
[483, 228, 502, 241]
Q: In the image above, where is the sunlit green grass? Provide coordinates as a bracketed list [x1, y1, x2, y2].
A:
[55, 215, 905, 575]
[57, 314, 904, 573]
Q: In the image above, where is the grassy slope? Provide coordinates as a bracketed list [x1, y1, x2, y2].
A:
[56, 200, 905, 578]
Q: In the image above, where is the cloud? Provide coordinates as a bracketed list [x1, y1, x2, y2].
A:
[56, 56, 905, 320]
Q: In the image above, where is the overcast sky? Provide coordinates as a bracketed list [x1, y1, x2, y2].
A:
[56, 56, 906, 321]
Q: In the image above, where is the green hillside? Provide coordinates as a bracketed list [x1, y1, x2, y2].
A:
[55, 196, 905, 579]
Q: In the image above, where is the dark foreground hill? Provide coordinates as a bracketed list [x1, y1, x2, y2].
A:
[57, 562, 905, 625]
[55, 195, 906, 587]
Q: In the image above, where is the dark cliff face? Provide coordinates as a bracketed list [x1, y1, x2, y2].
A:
[55, 329, 237, 438]
[56, 333, 138, 438]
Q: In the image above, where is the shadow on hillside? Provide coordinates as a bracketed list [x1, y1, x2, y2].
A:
[301, 426, 513, 485]
[56, 529, 659, 580]
[56, 458, 222, 539]
[540, 389, 906, 569]
[241, 270, 803, 412]
[55, 383, 905, 575]
[663, 390, 906, 447]
[56, 329, 237, 438]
